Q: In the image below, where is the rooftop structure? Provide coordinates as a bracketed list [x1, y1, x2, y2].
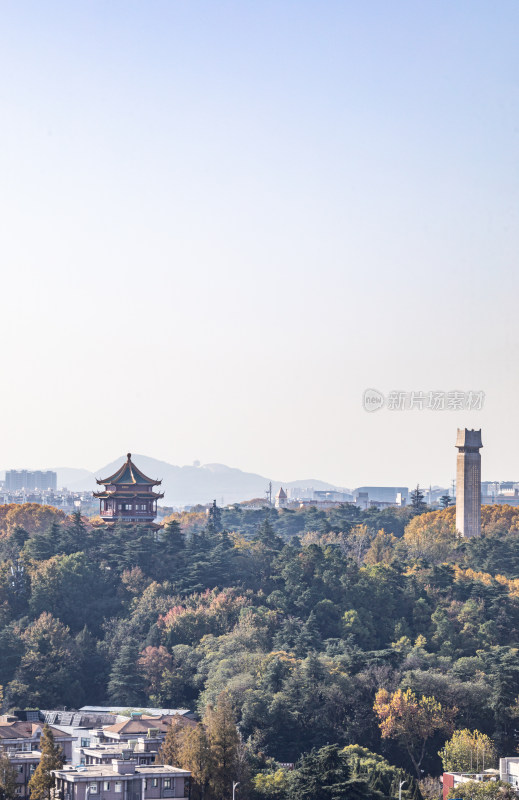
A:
[53, 762, 190, 800]
[93, 454, 164, 524]
[102, 714, 195, 742]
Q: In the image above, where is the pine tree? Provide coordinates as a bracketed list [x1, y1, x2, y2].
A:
[28, 724, 64, 800]
[206, 501, 222, 534]
[107, 642, 144, 705]
[410, 485, 428, 515]
[204, 692, 240, 800]
[60, 510, 87, 554]
[440, 494, 452, 509]
[253, 513, 283, 550]
[0, 752, 17, 800]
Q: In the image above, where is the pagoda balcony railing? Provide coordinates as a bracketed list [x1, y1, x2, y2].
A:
[101, 509, 154, 517]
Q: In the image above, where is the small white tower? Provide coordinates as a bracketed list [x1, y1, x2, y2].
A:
[275, 486, 288, 509]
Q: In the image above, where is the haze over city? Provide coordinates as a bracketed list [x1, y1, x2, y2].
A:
[1, 2, 517, 487]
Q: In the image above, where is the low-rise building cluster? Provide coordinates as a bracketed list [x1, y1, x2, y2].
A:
[0, 708, 195, 800]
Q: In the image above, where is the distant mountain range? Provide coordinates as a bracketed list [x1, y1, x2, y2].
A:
[49, 455, 348, 508]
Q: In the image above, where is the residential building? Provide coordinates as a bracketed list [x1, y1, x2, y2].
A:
[101, 714, 195, 747]
[65, 713, 195, 767]
[0, 716, 72, 799]
[53, 761, 190, 800]
[5, 470, 57, 491]
[500, 757, 519, 788]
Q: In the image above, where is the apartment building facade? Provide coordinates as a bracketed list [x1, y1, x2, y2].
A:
[53, 761, 190, 800]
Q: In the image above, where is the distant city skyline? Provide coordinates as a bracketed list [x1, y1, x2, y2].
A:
[0, 2, 517, 485]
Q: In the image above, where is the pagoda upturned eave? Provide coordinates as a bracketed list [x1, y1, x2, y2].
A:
[96, 453, 162, 487]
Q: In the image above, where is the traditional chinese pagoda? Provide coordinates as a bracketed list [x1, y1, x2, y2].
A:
[93, 453, 164, 524]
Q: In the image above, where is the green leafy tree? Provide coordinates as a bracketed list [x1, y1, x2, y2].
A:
[7, 613, 80, 708]
[447, 781, 515, 800]
[28, 724, 64, 800]
[253, 769, 291, 799]
[440, 729, 497, 773]
[440, 495, 453, 509]
[0, 752, 17, 800]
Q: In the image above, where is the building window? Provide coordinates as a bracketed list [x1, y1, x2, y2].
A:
[103, 783, 110, 791]
[152, 779, 158, 788]
[144, 781, 147, 790]
[81, 739, 90, 748]
[115, 783, 122, 793]
[18, 766, 24, 773]
[164, 779, 171, 789]
[89, 784, 99, 794]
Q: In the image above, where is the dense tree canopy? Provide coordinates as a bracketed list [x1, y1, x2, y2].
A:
[1, 502, 519, 792]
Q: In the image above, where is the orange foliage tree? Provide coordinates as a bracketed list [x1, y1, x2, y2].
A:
[374, 687, 457, 776]
[0, 504, 66, 539]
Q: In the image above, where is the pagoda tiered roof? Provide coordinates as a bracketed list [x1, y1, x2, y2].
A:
[93, 453, 164, 500]
[96, 453, 162, 487]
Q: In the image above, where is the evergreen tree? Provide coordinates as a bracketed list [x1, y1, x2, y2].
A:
[206, 501, 222, 534]
[28, 724, 64, 800]
[288, 745, 349, 800]
[107, 642, 144, 705]
[440, 494, 453, 509]
[75, 627, 109, 703]
[22, 524, 59, 561]
[158, 520, 185, 562]
[59, 509, 87, 554]
[410, 486, 428, 515]
[0, 752, 17, 800]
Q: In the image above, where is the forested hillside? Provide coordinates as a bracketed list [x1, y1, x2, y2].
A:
[1, 501, 519, 793]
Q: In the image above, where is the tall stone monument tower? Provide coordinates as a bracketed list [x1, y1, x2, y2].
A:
[455, 428, 482, 537]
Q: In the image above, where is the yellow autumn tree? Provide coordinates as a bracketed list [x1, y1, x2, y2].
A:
[440, 729, 497, 773]
[364, 530, 397, 564]
[404, 508, 457, 562]
[374, 687, 456, 777]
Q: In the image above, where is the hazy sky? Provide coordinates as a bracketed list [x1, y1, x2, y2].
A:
[1, 1, 518, 488]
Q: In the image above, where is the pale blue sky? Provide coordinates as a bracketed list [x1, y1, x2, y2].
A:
[0, 1, 517, 487]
